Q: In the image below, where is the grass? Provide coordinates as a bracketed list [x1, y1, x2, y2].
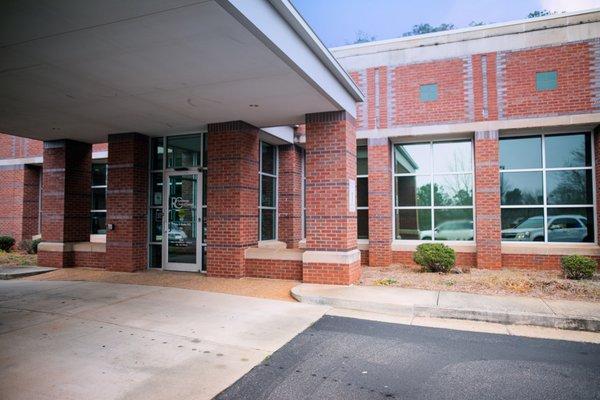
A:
[0, 250, 37, 266]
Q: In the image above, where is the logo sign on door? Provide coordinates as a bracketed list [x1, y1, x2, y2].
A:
[171, 196, 183, 209]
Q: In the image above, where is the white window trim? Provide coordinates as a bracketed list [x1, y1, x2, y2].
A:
[499, 130, 596, 244]
[259, 141, 278, 241]
[357, 144, 369, 239]
[91, 162, 107, 235]
[392, 138, 475, 242]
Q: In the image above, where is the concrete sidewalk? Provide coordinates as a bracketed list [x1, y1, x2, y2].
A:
[292, 284, 600, 332]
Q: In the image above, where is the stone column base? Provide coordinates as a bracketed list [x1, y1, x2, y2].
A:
[302, 249, 362, 285]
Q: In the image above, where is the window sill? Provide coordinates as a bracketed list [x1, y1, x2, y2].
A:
[357, 239, 369, 251]
[257, 240, 287, 249]
[501, 242, 600, 256]
[392, 240, 476, 253]
[90, 234, 106, 243]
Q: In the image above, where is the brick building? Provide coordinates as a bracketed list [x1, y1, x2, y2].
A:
[1, 3, 599, 284]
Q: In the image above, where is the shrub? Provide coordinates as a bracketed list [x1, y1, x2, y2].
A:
[20, 238, 42, 254]
[0, 236, 15, 252]
[413, 243, 456, 273]
[561, 255, 596, 280]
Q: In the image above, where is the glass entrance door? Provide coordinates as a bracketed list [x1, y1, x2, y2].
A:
[163, 171, 202, 272]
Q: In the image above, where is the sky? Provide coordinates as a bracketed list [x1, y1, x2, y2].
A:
[291, 0, 600, 47]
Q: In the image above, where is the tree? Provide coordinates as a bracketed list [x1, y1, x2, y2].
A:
[468, 21, 486, 27]
[353, 30, 376, 44]
[402, 23, 455, 37]
[528, 9, 556, 18]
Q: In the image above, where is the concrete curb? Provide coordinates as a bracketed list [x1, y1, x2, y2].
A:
[291, 285, 600, 332]
[0, 266, 56, 280]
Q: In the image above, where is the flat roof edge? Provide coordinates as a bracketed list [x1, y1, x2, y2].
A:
[331, 8, 600, 55]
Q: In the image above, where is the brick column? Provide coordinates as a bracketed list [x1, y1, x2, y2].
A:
[38, 140, 91, 268]
[303, 111, 361, 284]
[106, 133, 149, 272]
[367, 137, 393, 267]
[206, 121, 259, 278]
[474, 130, 502, 268]
[278, 144, 303, 248]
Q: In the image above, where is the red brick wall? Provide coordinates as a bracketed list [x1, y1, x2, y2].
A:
[0, 134, 43, 159]
[206, 121, 259, 278]
[303, 260, 362, 285]
[245, 259, 302, 280]
[0, 165, 40, 242]
[502, 254, 600, 270]
[278, 144, 303, 248]
[503, 42, 593, 118]
[393, 58, 467, 125]
[106, 133, 149, 272]
[73, 250, 106, 268]
[360, 250, 369, 266]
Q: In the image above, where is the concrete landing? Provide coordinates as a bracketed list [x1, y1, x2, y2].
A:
[292, 283, 600, 332]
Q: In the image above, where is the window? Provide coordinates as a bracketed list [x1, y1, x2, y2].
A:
[259, 142, 277, 241]
[167, 134, 202, 168]
[91, 163, 107, 234]
[357, 145, 368, 239]
[536, 71, 557, 91]
[301, 149, 307, 239]
[419, 84, 438, 102]
[500, 132, 594, 243]
[394, 140, 474, 241]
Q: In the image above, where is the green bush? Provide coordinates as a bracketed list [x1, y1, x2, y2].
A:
[561, 255, 596, 280]
[0, 236, 16, 252]
[413, 243, 456, 273]
[20, 238, 42, 254]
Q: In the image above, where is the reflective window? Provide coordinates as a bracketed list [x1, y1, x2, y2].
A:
[394, 140, 473, 241]
[357, 145, 369, 239]
[500, 133, 594, 243]
[90, 163, 107, 234]
[167, 134, 202, 168]
[536, 71, 557, 91]
[259, 142, 277, 240]
[419, 83, 438, 102]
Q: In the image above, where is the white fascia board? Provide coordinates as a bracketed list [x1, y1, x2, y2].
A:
[261, 126, 294, 144]
[216, 0, 363, 117]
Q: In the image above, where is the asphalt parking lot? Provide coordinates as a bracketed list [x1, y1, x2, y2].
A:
[217, 315, 600, 400]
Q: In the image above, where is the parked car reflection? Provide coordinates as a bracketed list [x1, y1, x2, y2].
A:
[501, 215, 589, 242]
[419, 220, 473, 241]
[168, 224, 188, 247]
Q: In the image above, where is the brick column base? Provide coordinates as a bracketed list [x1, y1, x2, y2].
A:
[106, 133, 149, 272]
[474, 130, 502, 269]
[367, 138, 392, 267]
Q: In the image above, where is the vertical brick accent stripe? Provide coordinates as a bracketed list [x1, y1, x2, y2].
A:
[304, 111, 357, 252]
[206, 120, 259, 278]
[278, 144, 303, 248]
[106, 133, 149, 272]
[367, 137, 392, 267]
[474, 130, 502, 269]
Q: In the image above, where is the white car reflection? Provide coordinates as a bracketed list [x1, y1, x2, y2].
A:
[419, 220, 474, 241]
[501, 215, 588, 242]
[168, 224, 188, 247]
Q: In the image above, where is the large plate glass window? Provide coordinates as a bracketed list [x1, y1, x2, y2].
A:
[394, 140, 474, 241]
[500, 133, 594, 243]
[91, 163, 107, 234]
[259, 142, 277, 241]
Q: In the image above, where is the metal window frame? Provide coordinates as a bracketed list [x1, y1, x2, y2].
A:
[499, 130, 596, 244]
[259, 141, 278, 241]
[90, 162, 108, 234]
[147, 133, 208, 271]
[392, 138, 475, 242]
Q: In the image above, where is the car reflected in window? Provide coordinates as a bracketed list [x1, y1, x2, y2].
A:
[501, 215, 589, 242]
[419, 220, 473, 241]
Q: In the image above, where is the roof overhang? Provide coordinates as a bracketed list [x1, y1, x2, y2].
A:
[0, 0, 363, 143]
